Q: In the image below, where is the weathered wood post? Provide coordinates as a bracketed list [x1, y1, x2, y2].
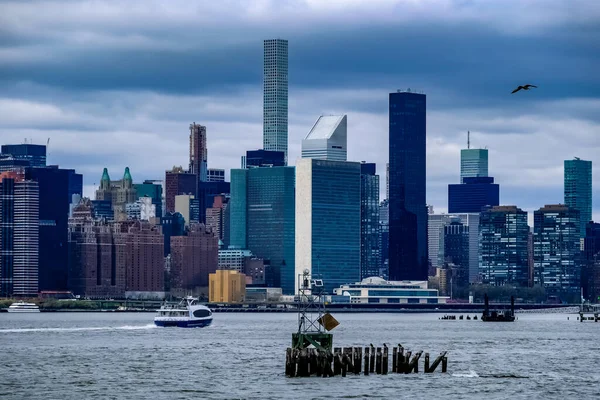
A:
[354, 347, 362, 375]
[327, 351, 335, 377]
[316, 350, 323, 377]
[404, 351, 411, 374]
[299, 349, 309, 377]
[397, 346, 404, 373]
[369, 347, 375, 373]
[333, 348, 341, 375]
[311, 349, 319, 376]
[392, 347, 398, 373]
[341, 350, 350, 377]
[376, 347, 382, 374]
[286, 348, 292, 376]
[424, 352, 430, 373]
[363, 347, 370, 376]
[442, 356, 448, 373]
[383, 346, 389, 375]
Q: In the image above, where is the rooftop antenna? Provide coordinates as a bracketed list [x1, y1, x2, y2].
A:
[467, 131, 470, 149]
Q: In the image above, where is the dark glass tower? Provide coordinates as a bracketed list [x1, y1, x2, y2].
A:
[388, 90, 427, 281]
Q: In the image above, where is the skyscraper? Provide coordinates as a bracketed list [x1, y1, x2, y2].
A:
[479, 206, 529, 286]
[1, 144, 47, 168]
[533, 204, 581, 298]
[448, 176, 499, 213]
[263, 39, 288, 164]
[207, 168, 225, 182]
[170, 224, 218, 291]
[360, 163, 380, 279]
[564, 157, 592, 237]
[295, 159, 361, 294]
[189, 123, 208, 182]
[460, 148, 488, 183]
[165, 167, 197, 213]
[230, 165, 295, 293]
[302, 115, 347, 161]
[388, 90, 428, 281]
[443, 219, 469, 287]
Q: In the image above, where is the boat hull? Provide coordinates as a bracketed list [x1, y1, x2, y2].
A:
[154, 318, 212, 328]
[7, 309, 40, 313]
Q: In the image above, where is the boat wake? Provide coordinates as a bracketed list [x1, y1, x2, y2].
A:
[452, 370, 479, 378]
[0, 324, 157, 333]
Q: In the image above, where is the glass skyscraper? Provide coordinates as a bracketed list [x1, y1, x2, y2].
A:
[295, 159, 361, 294]
[479, 206, 529, 286]
[564, 157, 592, 238]
[534, 204, 581, 298]
[388, 90, 428, 281]
[263, 39, 288, 164]
[460, 148, 488, 183]
[230, 166, 295, 294]
[448, 176, 499, 213]
[360, 163, 380, 279]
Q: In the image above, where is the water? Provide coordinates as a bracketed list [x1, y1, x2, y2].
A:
[1, 312, 598, 399]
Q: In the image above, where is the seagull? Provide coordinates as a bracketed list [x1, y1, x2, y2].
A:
[511, 84, 537, 94]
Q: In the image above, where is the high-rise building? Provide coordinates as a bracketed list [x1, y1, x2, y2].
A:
[448, 177, 499, 213]
[218, 248, 254, 272]
[207, 168, 225, 182]
[428, 213, 480, 283]
[165, 167, 197, 213]
[161, 212, 185, 257]
[26, 165, 82, 292]
[386, 163, 389, 200]
[295, 159, 361, 294]
[1, 144, 47, 168]
[94, 167, 137, 220]
[0, 176, 39, 297]
[479, 206, 529, 286]
[302, 115, 347, 162]
[388, 90, 428, 281]
[443, 219, 469, 287]
[175, 194, 199, 225]
[244, 150, 285, 168]
[263, 39, 288, 164]
[379, 200, 389, 279]
[134, 180, 163, 218]
[189, 123, 208, 182]
[124, 221, 165, 295]
[534, 204, 581, 298]
[197, 181, 230, 224]
[206, 195, 229, 241]
[460, 148, 489, 183]
[360, 163, 380, 279]
[170, 224, 218, 291]
[583, 222, 600, 301]
[230, 165, 295, 293]
[564, 157, 592, 237]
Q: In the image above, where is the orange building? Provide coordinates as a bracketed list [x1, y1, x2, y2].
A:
[209, 270, 246, 303]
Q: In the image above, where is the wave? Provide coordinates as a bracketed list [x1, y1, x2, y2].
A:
[452, 370, 479, 378]
[0, 324, 157, 333]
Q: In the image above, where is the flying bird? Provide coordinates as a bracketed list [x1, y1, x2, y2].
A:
[511, 84, 538, 94]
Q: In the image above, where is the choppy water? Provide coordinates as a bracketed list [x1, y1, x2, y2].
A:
[0, 312, 598, 399]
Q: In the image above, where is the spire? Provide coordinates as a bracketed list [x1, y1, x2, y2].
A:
[123, 167, 132, 182]
[101, 167, 110, 182]
[100, 168, 111, 190]
[467, 131, 470, 149]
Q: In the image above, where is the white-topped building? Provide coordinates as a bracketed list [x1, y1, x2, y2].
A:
[301, 115, 347, 162]
[332, 277, 448, 305]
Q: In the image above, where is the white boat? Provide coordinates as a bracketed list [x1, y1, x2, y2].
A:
[7, 301, 40, 313]
[154, 296, 213, 328]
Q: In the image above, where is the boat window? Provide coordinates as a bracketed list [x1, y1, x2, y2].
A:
[193, 309, 211, 318]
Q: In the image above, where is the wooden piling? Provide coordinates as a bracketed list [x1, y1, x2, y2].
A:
[333, 348, 341, 375]
[404, 351, 411, 374]
[299, 349, 309, 377]
[424, 352, 430, 373]
[397, 346, 404, 373]
[354, 347, 362, 375]
[392, 347, 398, 373]
[382, 346, 389, 375]
[376, 347, 382, 374]
[341, 350, 350, 377]
[363, 347, 370, 375]
[326, 351, 334, 377]
[441, 356, 448, 373]
[286, 348, 293, 376]
[369, 347, 375, 373]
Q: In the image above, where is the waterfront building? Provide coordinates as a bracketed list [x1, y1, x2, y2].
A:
[301, 115, 347, 161]
[379, 200, 389, 279]
[209, 269, 246, 303]
[460, 148, 488, 183]
[533, 204, 581, 298]
[583, 222, 600, 301]
[230, 165, 295, 293]
[207, 168, 225, 182]
[564, 157, 592, 237]
[443, 219, 470, 287]
[448, 177, 499, 213]
[0, 176, 39, 297]
[331, 277, 448, 305]
[1, 144, 47, 167]
[165, 166, 197, 213]
[189, 123, 208, 182]
[243, 257, 266, 285]
[428, 213, 480, 283]
[263, 39, 288, 164]
[124, 221, 165, 297]
[134, 180, 163, 218]
[245, 286, 281, 302]
[218, 248, 254, 272]
[295, 158, 361, 294]
[360, 163, 381, 279]
[479, 206, 529, 286]
[170, 224, 218, 291]
[388, 90, 428, 281]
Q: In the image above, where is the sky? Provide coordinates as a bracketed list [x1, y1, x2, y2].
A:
[0, 0, 598, 222]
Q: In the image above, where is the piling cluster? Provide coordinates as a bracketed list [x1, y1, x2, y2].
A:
[285, 345, 447, 378]
[440, 315, 478, 320]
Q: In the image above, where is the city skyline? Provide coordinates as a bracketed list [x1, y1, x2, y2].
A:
[0, 1, 598, 222]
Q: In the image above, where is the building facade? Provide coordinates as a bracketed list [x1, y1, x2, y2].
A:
[448, 176, 499, 213]
[165, 167, 197, 213]
[460, 148, 488, 183]
[379, 200, 389, 279]
[533, 204, 581, 298]
[479, 206, 529, 286]
[189, 123, 208, 182]
[301, 115, 347, 161]
[170, 224, 218, 291]
[583, 222, 600, 301]
[244, 150, 286, 169]
[360, 163, 381, 279]
[1, 144, 47, 168]
[207, 168, 225, 182]
[388, 90, 428, 281]
[263, 39, 288, 164]
[0, 177, 39, 297]
[209, 269, 246, 303]
[295, 158, 361, 294]
[332, 277, 448, 305]
[125, 222, 165, 295]
[443, 220, 470, 287]
[134, 180, 163, 218]
[564, 157, 592, 238]
[206, 194, 229, 241]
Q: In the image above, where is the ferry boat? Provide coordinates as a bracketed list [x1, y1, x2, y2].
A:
[7, 301, 40, 313]
[154, 296, 213, 328]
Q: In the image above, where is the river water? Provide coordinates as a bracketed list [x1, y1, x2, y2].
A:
[0, 312, 598, 399]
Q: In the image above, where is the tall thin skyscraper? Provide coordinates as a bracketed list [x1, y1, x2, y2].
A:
[564, 157, 592, 237]
[263, 39, 288, 164]
[360, 163, 380, 279]
[189, 123, 208, 183]
[388, 90, 427, 281]
[460, 132, 488, 183]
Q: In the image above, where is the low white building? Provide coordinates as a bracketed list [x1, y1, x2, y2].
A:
[218, 248, 254, 272]
[332, 277, 449, 305]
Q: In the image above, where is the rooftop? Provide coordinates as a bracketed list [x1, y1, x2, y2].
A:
[304, 115, 346, 140]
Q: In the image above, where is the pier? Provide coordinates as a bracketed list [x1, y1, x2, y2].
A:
[578, 304, 600, 322]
